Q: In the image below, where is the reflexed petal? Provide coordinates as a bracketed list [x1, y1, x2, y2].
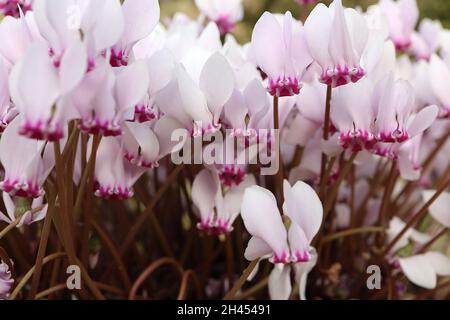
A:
[191, 169, 219, 222]
[241, 185, 289, 261]
[422, 190, 450, 228]
[399, 254, 437, 289]
[268, 264, 292, 300]
[251, 12, 285, 79]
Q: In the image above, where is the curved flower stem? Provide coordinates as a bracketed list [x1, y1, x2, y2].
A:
[35, 282, 125, 300]
[9, 252, 67, 300]
[0, 217, 20, 240]
[177, 269, 203, 300]
[128, 257, 184, 300]
[223, 259, 259, 300]
[322, 227, 386, 243]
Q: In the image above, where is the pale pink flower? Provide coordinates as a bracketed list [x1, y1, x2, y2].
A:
[0, 192, 47, 226]
[195, 0, 243, 34]
[0, 61, 18, 132]
[110, 0, 160, 67]
[0, 260, 13, 300]
[379, 0, 418, 50]
[251, 11, 313, 96]
[122, 116, 187, 168]
[0, 117, 54, 198]
[410, 19, 442, 61]
[9, 41, 87, 140]
[72, 59, 149, 136]
[94, 137, 145, 200]
[373, 74, 438, 143]
[0, 0, 32, 18]
[156, 52, 235, 136]
[304, 0, 368, 87]
[0, 9, 43, 68]
[428, 54, 450, 118]
[222, 79, 271, 138]
[192, 167, 255, 234]
[241, 180, 323, 264]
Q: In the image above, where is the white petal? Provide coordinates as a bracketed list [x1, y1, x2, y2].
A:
[191, 169, 219, 221]
[268, 264, 292, 300]
[244, 236, 272, 261]
[251, 12, 285, 79]
[199, 53, 235, 124]
[59, 40, 87, 95]
[424, 252, 450, 276]
[422, 190, 450, 228]
[399, 254, 437, 289]
[241, 186, 289, 260]
[283, 180, 323, 243]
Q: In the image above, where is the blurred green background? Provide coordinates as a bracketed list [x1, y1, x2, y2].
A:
[160, 0, 450, 42]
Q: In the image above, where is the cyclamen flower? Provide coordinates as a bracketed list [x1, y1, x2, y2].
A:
[0, 192, 47, 226]
[373, 74, 438, 143]
[387, 217, 431, 253]
[410, 19, 442, 61]
[156, 52, 235, 136]
[94, 137, 146, 200]
[379, 0, 419, 51]
[241, 180, 323, 264]
[0, 117, 54, 198]
[0, 0, 32, 18]
[195, 0, 243, 35]
[110, 0, 160, 67]
[304, 0, 368, 87]
[222, 79, 271, 138]
[73, 59, 149, 136]
[241, 181, 323, 300]
[9, 41, 87, 140]
[428, 54, 450, 118]
[122, 116, 186, 168]
[251, 11, 313, 96]
[0, 9, 43, 68]
[0, 260, 13, 300]
[192, 168, 255, 234]
[0, 61, 17, 132]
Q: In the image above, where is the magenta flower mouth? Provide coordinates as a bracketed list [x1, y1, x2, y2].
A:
[0, 179, 42, 198]
[0, 0, 32, 18]
[215, 16, 236, 35]
[94, 185, 134, 200]
[268, 77, 301, 97]
[219, 165, 246, 187]
[320, 65, 365, 88]
[79, 119, 122, 137]
[19, 119, 64, 141]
